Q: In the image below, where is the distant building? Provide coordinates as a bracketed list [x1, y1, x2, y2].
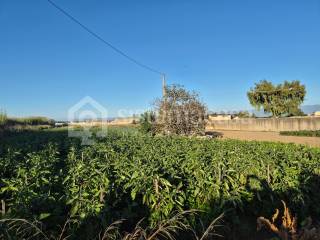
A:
[109, 117, 139, 125]
[208, 114, 232, 121]
[313, 111, 320, 116]
[55, 122, 68, 127]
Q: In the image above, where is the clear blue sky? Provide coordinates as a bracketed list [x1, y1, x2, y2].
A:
[1, 0, 319, 120]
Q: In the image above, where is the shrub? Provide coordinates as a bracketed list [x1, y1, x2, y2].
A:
[155, 84, 207, 135]
[0, 110, 7, 127]
[138, 111, 156, 134]
[236, 111, 251, 118]
[6, 117, 55, 127]
[280, 130, 320, 137]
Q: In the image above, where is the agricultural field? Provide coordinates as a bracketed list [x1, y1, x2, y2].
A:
[1, 127, 320, 239]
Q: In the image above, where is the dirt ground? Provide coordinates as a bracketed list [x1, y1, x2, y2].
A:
[209, 130, 320, 147]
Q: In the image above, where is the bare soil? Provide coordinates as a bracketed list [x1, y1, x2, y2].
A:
[209, 130, 320, 147]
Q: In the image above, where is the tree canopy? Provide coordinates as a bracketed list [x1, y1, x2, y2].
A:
[155, 84, 207, 135]
[247, 80, 306, 117]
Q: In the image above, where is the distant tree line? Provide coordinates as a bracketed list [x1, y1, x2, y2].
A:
[0, 111, 55, 131]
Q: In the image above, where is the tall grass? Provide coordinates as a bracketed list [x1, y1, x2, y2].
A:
[0, 110, 8, 127]
[0, 211, 224, 240]
[4, 117, 55, 129]
[0, 113, 55, 131]
[9, 116, 55, 126]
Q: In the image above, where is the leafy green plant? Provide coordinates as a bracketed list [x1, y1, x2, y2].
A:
[138, 111, 156, 134]
[1, 128, 320, 239]
[64, 145, 111, 219]
[0, 144, 62, 220]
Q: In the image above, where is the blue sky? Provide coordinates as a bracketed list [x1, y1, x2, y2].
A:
[1, 0, 319, 120]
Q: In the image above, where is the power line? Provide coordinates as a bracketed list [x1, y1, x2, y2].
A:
[46, 0, 164, 76]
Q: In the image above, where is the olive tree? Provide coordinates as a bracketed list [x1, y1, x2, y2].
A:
[155, 84, 207, 135]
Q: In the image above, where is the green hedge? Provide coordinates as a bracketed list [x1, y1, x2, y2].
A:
[280, 130, 320, 137]
[3, 116, 55, 127]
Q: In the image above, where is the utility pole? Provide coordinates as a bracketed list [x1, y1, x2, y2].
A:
[162, 74, 166, 98]
[161, 73, 167, 133]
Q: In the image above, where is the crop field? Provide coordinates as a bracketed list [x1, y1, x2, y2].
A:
[1, 127, 320, 239]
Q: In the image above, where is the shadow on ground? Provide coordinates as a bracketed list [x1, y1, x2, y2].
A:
[205, 131, 224, 138]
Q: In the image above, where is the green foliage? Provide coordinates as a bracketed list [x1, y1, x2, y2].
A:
[280, 130, 320, 137]
[138, 111, 156, 134]
[0, 144, 63, 220]
[8, 116, 55, 126]
[235, 111, 251, 118]
[247, 80, 306, 117]
[1, 128, 320, 239]
[0, 110, 7, 127]
[0, 115, 55, 131]
[64, 145, 111, 219]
